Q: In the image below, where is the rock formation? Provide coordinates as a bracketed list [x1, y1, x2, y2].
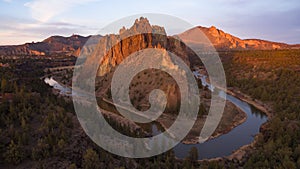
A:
[81, 17, 196, 113]
[83, 17, 193, 77]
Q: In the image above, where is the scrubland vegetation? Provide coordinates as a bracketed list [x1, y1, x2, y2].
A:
[1, 49, 300, 168]
[222, 49, 300, 168]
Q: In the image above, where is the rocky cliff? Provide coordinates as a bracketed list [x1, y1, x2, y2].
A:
[80, 17, 195, 112]
[82, 17, 194, 77]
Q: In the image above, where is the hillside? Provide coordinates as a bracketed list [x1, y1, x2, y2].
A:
[0, 35, 90, 56]
[180, 26, 300, 50]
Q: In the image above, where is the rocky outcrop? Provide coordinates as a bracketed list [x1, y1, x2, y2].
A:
[83, 17, 194, 77]
[0, 34, 90, 56]
[80, 17, 197, 112]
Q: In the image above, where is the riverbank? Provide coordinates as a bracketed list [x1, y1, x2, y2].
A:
[155, 100, 247, 144]
[225, 87, 273, 118]
[47, 76, 249, 146]
[220, 88, 272, 161]
[44, 75, 269, 161]
[195, 68, 272, 118]
[192, 69, 272, 160]
[195, 87, 272, 162]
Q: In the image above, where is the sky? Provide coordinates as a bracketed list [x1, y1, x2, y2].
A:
[0, 0, 299, 45]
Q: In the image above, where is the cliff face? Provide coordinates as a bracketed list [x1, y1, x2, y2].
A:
[83, 17, 193, 77]
[80, 17, 194, 112]
[0, 35, 89, 56]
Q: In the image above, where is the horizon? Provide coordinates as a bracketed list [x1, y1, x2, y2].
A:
[1, 2, 300, 168]
[0, 0, 299, 45]
[1, 21, 300, 46]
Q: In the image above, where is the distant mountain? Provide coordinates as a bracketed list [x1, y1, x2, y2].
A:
[0, 35, 90, 56]
[0, 20, 299, 57]
[180, 26, 300, 50]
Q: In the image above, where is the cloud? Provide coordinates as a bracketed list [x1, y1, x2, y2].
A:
[3, 0, 12, 2]
[24, 0, 99, 22]
[0, 16, 97, 45]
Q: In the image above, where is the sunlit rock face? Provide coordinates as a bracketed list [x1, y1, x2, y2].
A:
[81, 17, 196, 113]
[90, 17, 192, 77]
[194, 26, 292, 50]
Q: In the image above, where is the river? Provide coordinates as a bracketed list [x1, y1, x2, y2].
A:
[162, 72, 267, 159]
[44, 73, 267, 160]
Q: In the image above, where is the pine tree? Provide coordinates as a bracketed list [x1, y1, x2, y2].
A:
[1, 78, 7, 93]
[188, 147, 198, 164]
[67, 163, 78, 169]
[82, 148, 101, 169]
[4, 140, 24, 164]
